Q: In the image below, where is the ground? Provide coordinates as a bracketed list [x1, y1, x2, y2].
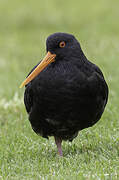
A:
[0, 0, 119, 179]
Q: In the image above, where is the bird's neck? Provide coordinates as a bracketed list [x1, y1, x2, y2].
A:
[50, 53, 87, 74]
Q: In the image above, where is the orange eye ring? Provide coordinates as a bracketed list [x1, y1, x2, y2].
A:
[59, 41, 66, 48]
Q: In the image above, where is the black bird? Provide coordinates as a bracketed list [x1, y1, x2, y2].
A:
[20, 33, 108, 156]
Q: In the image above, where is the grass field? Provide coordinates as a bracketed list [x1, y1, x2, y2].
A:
[0, 0, 119, 179]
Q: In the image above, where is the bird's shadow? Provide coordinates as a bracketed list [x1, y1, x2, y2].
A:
[39, 143, 94, 159]
[39, 140, 117, 161]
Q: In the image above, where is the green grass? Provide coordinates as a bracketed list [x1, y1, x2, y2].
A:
[0, 0, 119, 179]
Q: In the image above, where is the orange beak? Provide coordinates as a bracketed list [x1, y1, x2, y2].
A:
[20, 51, 56, 88]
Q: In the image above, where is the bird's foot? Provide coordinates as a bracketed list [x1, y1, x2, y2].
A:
[54, 137, 63, 156]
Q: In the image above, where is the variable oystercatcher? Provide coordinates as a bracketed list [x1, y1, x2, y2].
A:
[20, 33, 108, 156]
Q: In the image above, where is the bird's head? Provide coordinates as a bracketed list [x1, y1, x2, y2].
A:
[20, 32, 82, 88]
[46, 32, 81, 60]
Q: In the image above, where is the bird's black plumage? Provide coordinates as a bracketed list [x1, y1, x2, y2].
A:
[24, 33, 108, 155]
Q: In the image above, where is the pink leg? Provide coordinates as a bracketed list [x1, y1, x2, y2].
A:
[54, 137, 63, 156]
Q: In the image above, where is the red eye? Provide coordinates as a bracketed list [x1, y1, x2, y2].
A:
[59, 41, 66, 48]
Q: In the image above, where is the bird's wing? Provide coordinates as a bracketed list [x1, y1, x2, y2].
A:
[24, 62, 40, 113]
[70, 67, 108, 105]
[87, 71, 108, 104]
[24, 86, 33, 113]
